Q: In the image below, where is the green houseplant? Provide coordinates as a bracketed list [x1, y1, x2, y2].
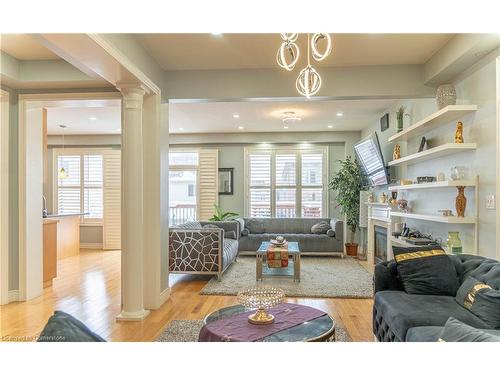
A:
[329, 156, 366, 257]
[209, 204, 239, 221]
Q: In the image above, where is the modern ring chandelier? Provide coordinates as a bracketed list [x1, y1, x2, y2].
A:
[276, 33, 332, 98]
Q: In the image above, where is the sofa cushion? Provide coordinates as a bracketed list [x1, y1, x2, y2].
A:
[176, 221, 203, 229]
[374, 291, 490, 341]
[438, 317, 500, 342]
[203, 224, 236, 240]
[392, 245, 460, 296]
[455, 276, 500, 328]
[245, 218, 265, 234]
[222, 239, 238, 270]
[406, 325, 500, 342]
[38, 311, 105, 342]
[311, 221, 330, 234]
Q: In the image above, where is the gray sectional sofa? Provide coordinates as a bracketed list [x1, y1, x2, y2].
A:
[373, 254, 500, 342]
[238, 217, 344, 255]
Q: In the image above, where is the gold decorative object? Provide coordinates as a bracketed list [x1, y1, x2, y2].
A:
[237, 287, 285, 325]
[456, 186, 467, 217]
[379, 192, 388, 204]
[393, 144, 401, 160]
[455, 121, 464, 143]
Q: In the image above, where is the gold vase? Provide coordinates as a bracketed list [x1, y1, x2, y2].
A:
[456, 186, 467, 218]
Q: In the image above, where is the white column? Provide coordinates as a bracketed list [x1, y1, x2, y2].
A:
[116, 83, 150, 321]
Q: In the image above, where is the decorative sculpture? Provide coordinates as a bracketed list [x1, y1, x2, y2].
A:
[393, 144, 401, 160]
[455, 186, 467, 217]
[455, 121, 464, 143]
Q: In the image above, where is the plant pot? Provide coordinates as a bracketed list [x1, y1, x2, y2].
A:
[345, 243, 358, 257]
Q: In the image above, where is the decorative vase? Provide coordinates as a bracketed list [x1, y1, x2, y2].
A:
[447, 232, 462, 254]
[393, 144, 401, 160]
[455, 121, 464, 143]
[456, 186, 467, 217]
[397, 117, 403, 132]
[451, 166, 467, 181]
[436, 84, 457, 109]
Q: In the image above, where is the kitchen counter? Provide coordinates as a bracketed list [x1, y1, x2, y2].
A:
[42, 213, 87, 260]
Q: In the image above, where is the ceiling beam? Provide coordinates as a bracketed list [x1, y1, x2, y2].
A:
[163, 64, 435, 101]
[423, 34, 500, 86]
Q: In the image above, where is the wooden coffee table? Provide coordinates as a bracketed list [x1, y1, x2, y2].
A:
[256, 241, 301, 282]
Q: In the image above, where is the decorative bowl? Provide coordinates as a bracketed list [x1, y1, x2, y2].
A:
[237, 287, 285, 325]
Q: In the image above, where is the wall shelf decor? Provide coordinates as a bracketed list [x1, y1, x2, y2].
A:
[388, 179, 477, 191]
[388, 105, 477, 142]
[390, 211, 477, 224]
[387, 143, 477, 167]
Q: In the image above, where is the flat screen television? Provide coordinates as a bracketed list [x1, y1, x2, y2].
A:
[354, 132, 389, 186]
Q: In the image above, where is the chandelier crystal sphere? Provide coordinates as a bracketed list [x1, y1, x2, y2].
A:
[276, 41, 300, 71]
[296, 65, 322, 98]
[311, 33, 332, 61]
[280, 33, 298, 42]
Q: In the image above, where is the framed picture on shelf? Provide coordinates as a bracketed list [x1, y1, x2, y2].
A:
[418, 136, 427, 152]
[218, 168, 234, 195]
[380, 113, 389, 132]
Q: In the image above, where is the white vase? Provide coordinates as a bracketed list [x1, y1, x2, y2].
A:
[436, 84, 456, 109]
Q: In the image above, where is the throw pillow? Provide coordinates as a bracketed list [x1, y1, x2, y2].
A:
[241, 228, 250, 236]
[455, 276, 500, 328]
[234, 217, 245, 233]
[311, 221, 331, 234]
[438, 317, 500, 342]
[203, 224, 236, 240]
[326, 229, 335, 237]
[245, 219, 265, 234]
[392, 245, 460, 296]
[176, 221, 203, 229]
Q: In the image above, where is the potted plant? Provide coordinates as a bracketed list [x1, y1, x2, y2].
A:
[209, 204, 239, 221]
[329, 156, 366, 257]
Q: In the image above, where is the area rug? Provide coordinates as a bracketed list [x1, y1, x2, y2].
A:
[155, 319, 351, 342]
[200, 256, 373, 298]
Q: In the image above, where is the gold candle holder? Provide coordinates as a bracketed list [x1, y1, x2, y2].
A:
[237, 287, 285, 325]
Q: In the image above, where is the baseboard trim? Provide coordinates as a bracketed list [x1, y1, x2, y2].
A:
[159, 288, 171, 306]
[8, 290, 19, 303]
[80, 243, 103, 250]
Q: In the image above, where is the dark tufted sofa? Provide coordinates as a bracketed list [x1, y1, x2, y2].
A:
[373, 254, 500, 342]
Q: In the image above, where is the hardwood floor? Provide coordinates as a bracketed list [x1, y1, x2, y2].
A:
[0, 249, 374, 342]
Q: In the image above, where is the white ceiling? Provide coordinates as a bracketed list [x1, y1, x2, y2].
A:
[47, 103, 121, 135]
[137, 33, 454, 71]
[0, 34, 60, 60]
[169, 99, 402, 133]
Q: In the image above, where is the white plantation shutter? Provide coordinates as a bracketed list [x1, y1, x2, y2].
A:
[83, 154, 103, 219]
[248, 153, 272, 217]
[198, 149, 218, 220]
[103, 150, 121, 250]
[57, 155, 81, 215]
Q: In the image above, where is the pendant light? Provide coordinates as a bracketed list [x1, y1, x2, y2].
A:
[276, 33, 333, 98]
[58, 125, 69, 180]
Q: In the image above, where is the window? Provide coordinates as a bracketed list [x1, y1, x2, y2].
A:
[246, 146, 327, 218]
[169, 151, 198, 225]
[55, 150, 104, 224]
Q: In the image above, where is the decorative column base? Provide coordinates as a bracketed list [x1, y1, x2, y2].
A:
[116, 309, 150, 321]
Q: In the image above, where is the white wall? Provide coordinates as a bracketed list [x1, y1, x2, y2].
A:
[362, 59, 498, 259]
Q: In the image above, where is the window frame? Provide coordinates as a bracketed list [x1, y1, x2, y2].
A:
[244, 145, 329, 218]
[53, 148, 111, 226]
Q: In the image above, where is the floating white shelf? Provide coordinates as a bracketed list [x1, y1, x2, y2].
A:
[388, 179, 477, 191]
[390, 211, 477, 224]
[388, 143, 476, 167]
[388, 105, 478, 143]
[365, 202, 390, 206]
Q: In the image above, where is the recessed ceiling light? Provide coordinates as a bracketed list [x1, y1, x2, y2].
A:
[283, 125, 289, 129]
[328, 125, 333, 128]
[212, 33, 222, 36]
[179, 127, 184, 131]
[336, 112, 343, 117]
[89, 117, 97, 121]
[233, 114, 240, 119]
[238, 126, 244, 130]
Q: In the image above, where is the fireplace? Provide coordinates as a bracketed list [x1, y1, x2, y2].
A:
[374, 225, 388, 263]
